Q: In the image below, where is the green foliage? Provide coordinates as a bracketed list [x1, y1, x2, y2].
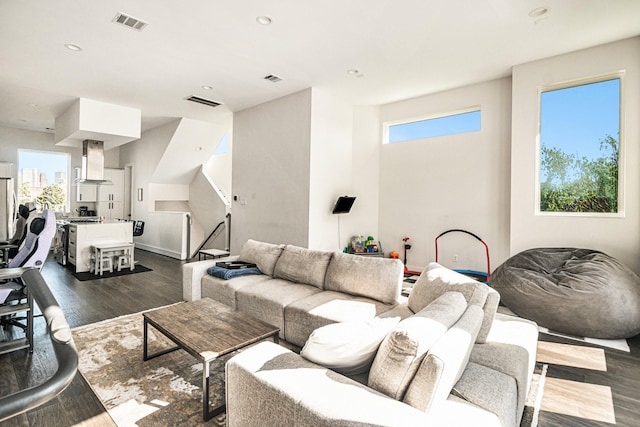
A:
[36, 184, 66, 210]
[540, 135, 619, 213]
[18, 181, 31, 204]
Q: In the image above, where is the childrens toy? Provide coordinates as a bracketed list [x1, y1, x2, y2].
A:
[434, 229, 491, 284]
[402, 237, 422, 275]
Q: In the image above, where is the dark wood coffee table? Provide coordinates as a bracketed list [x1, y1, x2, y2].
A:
[142, 298, 280, 421]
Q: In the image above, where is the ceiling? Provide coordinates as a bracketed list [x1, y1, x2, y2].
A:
[1, 0, 639, 137]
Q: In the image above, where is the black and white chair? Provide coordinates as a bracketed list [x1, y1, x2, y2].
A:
[0, 209, 56, 351]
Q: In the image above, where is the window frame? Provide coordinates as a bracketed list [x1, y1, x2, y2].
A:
[17, 148, 72, 212]
[383, 106, 481, 144]
[534, 71, 625, 218]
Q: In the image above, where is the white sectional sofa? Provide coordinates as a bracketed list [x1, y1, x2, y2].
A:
[182, 239, 539, 427]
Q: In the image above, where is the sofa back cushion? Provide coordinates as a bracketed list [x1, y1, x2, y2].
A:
[324, 252, 403, 304]
[368, 292, 468, 400]
[402, 305, 483, 412]
[238, 239, 285, 277]
[408, 262, 499, 343]
[273, 245, 333, 288]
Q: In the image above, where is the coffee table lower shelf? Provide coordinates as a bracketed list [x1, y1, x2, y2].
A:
[142, 298, 280, 421]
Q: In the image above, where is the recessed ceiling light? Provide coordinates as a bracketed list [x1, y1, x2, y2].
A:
[528, 6, 549, 18]
[64, 43, 82, 51]
[202, 85, 213, 90]
[28, 103, 39, 108]
[347, 69, 359, 75]
[256, 16, 272, 25]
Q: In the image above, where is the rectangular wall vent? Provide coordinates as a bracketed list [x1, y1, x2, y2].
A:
[264, 74, 283, 83]
[112, 12, 149, 31]
[186, 95, 222, 108]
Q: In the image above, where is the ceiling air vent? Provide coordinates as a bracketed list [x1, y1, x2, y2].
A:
[264, 74, 283, 83]
[112, 12, 149, 31]
[186, 95, 222, 108]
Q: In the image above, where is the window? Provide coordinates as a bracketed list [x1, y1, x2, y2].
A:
[18, 150, 70, 211]
[384, 108, 481, 144]
[537, 75, 622, 215]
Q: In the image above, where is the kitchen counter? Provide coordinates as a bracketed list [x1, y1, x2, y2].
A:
[66, 221, 133, 272]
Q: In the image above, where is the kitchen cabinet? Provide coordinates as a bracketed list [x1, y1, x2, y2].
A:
[67, 221, 133, 272]
[97, 168, 125, 220]
[77, 183, 97, 202]
[98, 168, 124, 202]
[97, 201, 124, 221]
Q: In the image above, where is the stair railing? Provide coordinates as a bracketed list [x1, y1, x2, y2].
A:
[0, 268, 78, 422]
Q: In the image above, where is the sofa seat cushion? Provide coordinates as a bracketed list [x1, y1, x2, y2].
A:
[324, 252, 403, 304]
[236, 279, 322, 339]
[368, 292, 469, 400]
[452, 362, 518, 427]
[469, 341, 530, 426]
[300, 316, 400, 376]
[409, 262, 499, 343]
[201, 274, 272, 310]
[485, 311, 539, 393]
[238, 239, 285, 276]
[284, 291, 397, 347]
[273, 245, 333, 289]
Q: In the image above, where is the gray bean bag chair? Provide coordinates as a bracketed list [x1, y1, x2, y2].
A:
[491, 248, 640, 339]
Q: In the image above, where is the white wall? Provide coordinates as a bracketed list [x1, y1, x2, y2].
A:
[511, 36, 640, 274]
[346, 106, 382, 250]
[205, 131, 232, 203]
[231, 89, 312, 252]
[308, 88, 355, 251]
[119, 121, 180, 253]
[377, 78, 513, 273]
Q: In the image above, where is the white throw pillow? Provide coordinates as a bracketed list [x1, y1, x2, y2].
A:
[301, 317, 400, 376]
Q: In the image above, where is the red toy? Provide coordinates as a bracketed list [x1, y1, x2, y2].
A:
[402, 237, 422, 275]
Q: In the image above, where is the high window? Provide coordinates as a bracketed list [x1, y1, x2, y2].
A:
[18, 149, 70, 211]
[384, 108, 481, 144]
[537, 74, 622, 215]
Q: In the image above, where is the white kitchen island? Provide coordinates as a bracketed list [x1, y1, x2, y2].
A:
[67, 221, 133, 273]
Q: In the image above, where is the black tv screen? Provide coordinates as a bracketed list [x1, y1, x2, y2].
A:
[332, 196, 356, 214]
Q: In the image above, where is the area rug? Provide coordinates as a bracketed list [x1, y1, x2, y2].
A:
[72, 307, 228, 426]
[73, 310, 547, 427]
[71, 264, 153, 281]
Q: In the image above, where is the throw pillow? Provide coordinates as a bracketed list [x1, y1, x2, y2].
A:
[408, 262, 499, 343]
[273, 245, 333, 288]
[237, 239, 285, 277]
[300, 316, 400, 376]
[402, 305, 483, 412]
[368, 291, 468, 400]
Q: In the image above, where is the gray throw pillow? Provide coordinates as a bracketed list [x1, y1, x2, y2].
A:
[368, 291, 468, 400]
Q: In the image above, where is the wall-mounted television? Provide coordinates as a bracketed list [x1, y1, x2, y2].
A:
[332, 196, 356, 214]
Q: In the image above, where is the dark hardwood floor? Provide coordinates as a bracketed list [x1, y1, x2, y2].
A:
[1, 250, 185, 426]
[1, 250, 640, 426]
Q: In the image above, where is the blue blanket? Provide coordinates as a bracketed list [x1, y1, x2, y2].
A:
[207, 266, 262, 280]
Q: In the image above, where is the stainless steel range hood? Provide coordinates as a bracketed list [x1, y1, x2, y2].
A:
[75, 140, 112, 185]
